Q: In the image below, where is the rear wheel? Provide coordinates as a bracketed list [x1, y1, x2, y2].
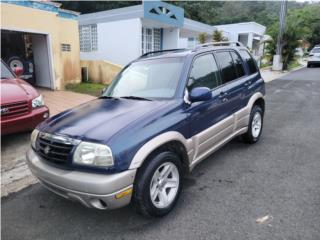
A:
[132, 151, 183, 217]
[242, 105, 263, 144]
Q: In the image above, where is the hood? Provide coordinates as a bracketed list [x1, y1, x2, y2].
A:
[39, 98, 174, 143]
[1, 78, 38, 104]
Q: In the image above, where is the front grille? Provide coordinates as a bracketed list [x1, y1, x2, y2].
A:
[1, 101, 30, 119]
[36, 133, 79, 166]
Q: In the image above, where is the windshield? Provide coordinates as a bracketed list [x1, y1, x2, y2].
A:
[104, 58, 184, 99]
[311, 48, 320, 53]
[1, 62, 14, 79]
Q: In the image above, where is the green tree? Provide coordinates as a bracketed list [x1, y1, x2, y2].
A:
[212, 30, 228, 42]
[198, 33, 207, 44]
[266, 4, 320, 69]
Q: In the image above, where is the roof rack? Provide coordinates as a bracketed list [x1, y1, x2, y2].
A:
[195, 41, 245, 50]
[139, 48, 187, 58]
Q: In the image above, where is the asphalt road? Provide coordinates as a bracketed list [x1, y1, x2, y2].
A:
[2, 67, 320, 240]
[278, 66, 320, 81]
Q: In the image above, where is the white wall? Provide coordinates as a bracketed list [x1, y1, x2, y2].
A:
[80, 18, 142, 66]
[162, 28, 179, 49]
[216, 22, 266, 36]
[178, 37, 188, 48]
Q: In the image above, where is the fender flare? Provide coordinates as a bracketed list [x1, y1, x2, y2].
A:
[129, 131, 192, 169]
[247, 92, 265, 113]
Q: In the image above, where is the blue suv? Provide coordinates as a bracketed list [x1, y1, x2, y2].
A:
[27, 42, 265, 217]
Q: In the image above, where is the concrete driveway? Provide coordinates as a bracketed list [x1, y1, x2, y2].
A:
[1, 90, 95, 196]
[2, 67, 320, 240]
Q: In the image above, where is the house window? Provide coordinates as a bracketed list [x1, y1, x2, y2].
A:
[79, 24, 98, 52]
[142, 28, 162, 54]
[61, 43, 71, 52]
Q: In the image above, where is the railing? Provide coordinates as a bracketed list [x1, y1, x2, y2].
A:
[139, 49, 187, 58]
[195, 41, 245, 50]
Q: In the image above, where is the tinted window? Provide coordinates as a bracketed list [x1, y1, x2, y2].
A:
[230, 51, 245, 78]
[240, 50, 258, 74]
[215, 51, 238, 83]
[188, 54, 222, 91]
[311, 48, 320, 53]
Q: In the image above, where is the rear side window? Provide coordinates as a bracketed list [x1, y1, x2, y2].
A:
[240, 50, 258, 74]
[187, 54, 222, 91]
[215, 51, 238, 83]
[230, 51, 245, 78]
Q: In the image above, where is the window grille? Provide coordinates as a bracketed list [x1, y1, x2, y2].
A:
[142, 28, 162, 54]
[61, 43, 71, 52]
[79, 24, 98, 52]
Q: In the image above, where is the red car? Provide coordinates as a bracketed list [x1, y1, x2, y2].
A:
[1, 60, 49, 135]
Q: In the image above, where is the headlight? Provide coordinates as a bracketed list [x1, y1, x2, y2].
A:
[73, 142, 114, 167]
[31, 129, 39, 149]
[32, 95, 44, 109]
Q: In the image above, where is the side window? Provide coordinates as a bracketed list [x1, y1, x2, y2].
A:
[230, 51, 245, 78]
[215, 51, 238, 83]
[240, 50, 258, 74]
[187, 54, 222, 91]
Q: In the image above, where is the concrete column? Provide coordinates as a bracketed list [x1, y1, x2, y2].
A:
[247, 32, 253, 49]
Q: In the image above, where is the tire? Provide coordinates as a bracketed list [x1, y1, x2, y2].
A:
[307, 63, 311, 68]
[7, 56, 25, 72]
[132, 151, 183, 217]
[242, 105, 264, 144]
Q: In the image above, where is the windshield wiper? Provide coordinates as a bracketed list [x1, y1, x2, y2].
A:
[120, 96, 152, 101]
[99, 96, 119, 100]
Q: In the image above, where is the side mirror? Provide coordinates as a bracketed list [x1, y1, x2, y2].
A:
[189, 87, 212, 102]
[13, 67, 23, 77]
[101, 87, 108, 94]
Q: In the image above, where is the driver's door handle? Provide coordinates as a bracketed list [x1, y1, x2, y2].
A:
[219, 91, 229, 102]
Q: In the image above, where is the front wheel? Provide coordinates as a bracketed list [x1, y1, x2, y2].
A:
[242, 105, 264, 144]
[132, 151, 183, 217]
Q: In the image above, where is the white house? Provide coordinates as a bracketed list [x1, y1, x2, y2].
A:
[215, 22, 266, 57]
[78, 1, 214, 65]
[78, 1, 266, 66]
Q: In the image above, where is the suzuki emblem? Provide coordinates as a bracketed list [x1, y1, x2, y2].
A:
[44, 146, 51, 154]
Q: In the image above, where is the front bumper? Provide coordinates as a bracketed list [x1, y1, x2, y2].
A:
[26, 148, 137, 210]
[1, 106, 49, 135]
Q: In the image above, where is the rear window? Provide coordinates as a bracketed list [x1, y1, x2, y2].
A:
[230, 51, 245, 78]
[240, 50, 258, 74]
[215, 51, 238, 83]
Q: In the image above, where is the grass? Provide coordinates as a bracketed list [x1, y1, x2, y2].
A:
[65, 82, 107, 97]
[287, 60, 302, 71]
[260, 62, 272, 69]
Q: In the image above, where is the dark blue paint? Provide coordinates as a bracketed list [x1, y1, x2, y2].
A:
[37, 47, 265, 174]
[189, 87, 212, 102]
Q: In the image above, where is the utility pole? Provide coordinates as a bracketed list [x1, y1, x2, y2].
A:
[272, 0, 288, 71]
